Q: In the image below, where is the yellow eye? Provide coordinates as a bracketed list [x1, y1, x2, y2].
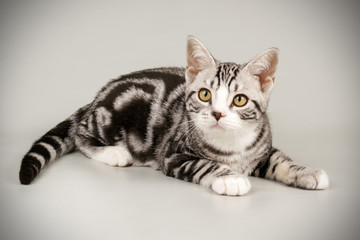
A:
[198, 88, 212, 102]
[233, 94, 248, 107]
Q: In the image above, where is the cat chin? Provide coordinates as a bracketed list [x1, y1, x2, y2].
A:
[209, 124, 227, 131]
[202, 126, 238, 137]
[203, 122, 239, 133]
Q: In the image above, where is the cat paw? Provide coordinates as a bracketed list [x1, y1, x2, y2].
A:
[315, 170, 329, 189]
[211, 175, 251, 196]
[92, 146, 133, 167]
[295, 169, 329, 190]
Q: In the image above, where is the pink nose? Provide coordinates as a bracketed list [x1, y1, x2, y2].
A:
[212, 112, 226, 121]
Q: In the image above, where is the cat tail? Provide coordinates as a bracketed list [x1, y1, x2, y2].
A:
[19, 105, 89, 185]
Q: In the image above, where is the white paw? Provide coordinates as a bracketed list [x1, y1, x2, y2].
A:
[211, 176, 251, 196]
[295, 169, 330, 190]
[315, 170, 329, 190]
[92, 145, 133, 167]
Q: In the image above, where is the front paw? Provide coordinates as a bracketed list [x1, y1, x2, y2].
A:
[211, 175, 251, 196]
[295, 169, 329, 190]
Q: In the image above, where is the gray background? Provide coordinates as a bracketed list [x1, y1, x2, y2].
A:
[1, 0, 359, 240]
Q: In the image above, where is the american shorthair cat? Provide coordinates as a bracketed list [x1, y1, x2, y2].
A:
[19, 36, 329, 196]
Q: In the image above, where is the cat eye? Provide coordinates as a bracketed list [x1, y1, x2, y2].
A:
[198, 88, 212, 102]
[233, 94, 248, 107]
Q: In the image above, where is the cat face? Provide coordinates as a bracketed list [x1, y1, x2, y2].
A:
[186, 63, 258, 134]
[185, 36, 278, 137]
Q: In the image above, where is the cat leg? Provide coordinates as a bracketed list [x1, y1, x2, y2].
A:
[252, 148, 329, 190]
[162, 154, 251, 196]
[90, 143, 133, 167]
[75, 134, 133, 167]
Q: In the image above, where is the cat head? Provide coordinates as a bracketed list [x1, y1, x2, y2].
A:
[185, 36, 278, 138]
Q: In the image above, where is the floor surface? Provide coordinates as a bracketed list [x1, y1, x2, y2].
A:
[1, 132, 359, 240]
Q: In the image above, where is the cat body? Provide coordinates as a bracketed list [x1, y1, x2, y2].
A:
[19, 36, 329, 196]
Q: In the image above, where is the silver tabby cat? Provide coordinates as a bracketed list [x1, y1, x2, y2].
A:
[19, 36, 329, 196]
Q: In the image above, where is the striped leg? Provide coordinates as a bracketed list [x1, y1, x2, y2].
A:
[163, 154, 251, 196]
[252, 148, 329, 190]
[75, 132, 133, 167]
[75, 110, 133, 167]
[89, 144, 133, 167]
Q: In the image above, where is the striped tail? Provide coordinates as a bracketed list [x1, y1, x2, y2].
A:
[19, 117, 76, 185]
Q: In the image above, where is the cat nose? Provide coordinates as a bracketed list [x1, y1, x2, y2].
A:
[212, 111, 226, 121]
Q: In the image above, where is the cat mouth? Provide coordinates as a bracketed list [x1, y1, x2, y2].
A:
[210, 123, 226, 130]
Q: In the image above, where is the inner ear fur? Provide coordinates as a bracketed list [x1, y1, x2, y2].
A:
[247, 48, 279, 93]
[186, 36, 216, 83]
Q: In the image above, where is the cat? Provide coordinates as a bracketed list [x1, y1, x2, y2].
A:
[19, 36, 329, 196]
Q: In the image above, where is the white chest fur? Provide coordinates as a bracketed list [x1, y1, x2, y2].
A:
[204, 122, 258, 154]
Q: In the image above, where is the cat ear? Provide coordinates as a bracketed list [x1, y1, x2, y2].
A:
[246, 48, 279, 94]
[186, 36, 216, 83]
